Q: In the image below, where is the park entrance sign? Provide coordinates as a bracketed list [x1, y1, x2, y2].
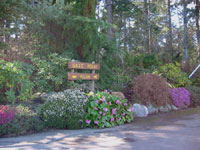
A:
[68, 61, 100, 90]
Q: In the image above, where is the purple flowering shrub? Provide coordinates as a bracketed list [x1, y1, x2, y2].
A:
[86, 91, 134, 128]
[170, 88, 190, 108]
[0, 105, 15, 125]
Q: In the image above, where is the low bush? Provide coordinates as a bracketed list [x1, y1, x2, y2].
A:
[0, 60, 34, 104]
[0, 105, 44, 137]
[42, 89, 88, 129]
[85, 91, 134, 128]
[170, 88, 190, 108]
[133, 74, 172, 106]
[185, 86, 200, 107]
[154, 63, 192, 87]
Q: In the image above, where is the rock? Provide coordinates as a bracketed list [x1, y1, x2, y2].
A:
[166, 104, 172, 111]
[171, 105, 179, 110]
[111, 92, 125, 99]
[159, 106, 169, 113]
[147, 104, 159, 114]
[133, 104, 149, 117]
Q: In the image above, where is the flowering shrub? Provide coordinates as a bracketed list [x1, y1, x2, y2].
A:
[0, 105, 15, 125]
[85, 91, 134, 128]
[42, 89, 88, 129]
[0, 105, 44, 137]
[170, 88, 190, 108]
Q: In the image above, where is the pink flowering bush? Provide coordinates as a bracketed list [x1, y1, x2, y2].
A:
[86, 92, 134, 128]
[170, 88, 190, 108]
[0, 105, 44, 137]
[0, 105, 15, 125]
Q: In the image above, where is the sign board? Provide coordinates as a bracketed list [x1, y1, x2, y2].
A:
[68, 62, 100, 70]
[68, 73, 99, 80]
[68, 61, 100, 91]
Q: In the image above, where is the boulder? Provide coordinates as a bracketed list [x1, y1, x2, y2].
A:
[133, 104, 149, 117]
[171, 105, 179, 110]
[147, 104, 159, 114]
[159, 105, 169, 113]
[111, 92, 125, 99]
[166, 104, 172, 111]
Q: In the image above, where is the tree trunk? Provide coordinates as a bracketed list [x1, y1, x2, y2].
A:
[195, 0, 200, 57]
[168, 0, 173, 58]
[124, 16, 127, 50]
[144, 0, 151, 53]
[76, 0, 97, 60]
[4, 20, 10, 55]
[183, 0, 189, 68]
[144, 0, 149, 53]
[106, 0, 113, 39]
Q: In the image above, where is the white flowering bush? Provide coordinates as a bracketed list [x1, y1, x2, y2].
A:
[42, 89, 88, 129]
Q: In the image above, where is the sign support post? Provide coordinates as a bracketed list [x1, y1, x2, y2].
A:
[91, 61, 95, 91]
[68, 61, 100, 91]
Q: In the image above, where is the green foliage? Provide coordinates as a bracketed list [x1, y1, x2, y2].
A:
[106, 53, 162, 91]
[132, 53, 161, 70]
[32, 53, 71, 92]
[186, 86, 200, 107]
[0, 105, 44, 137]
[153, 63, 192, 88]
[41, 89, 88, 129]
[0, 60, 34, 104]
[85, 92, 134, 128]
[192, 78, 200, 87]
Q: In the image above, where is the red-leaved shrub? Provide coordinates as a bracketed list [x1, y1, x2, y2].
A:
[133, 74, 172, 106]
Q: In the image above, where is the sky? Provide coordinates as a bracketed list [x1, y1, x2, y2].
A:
[171, 0, 195, 27]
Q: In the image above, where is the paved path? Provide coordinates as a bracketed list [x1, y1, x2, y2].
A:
[0, 108, 200, 150]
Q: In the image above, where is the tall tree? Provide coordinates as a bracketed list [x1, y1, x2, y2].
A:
[168, 0, 173, 57]
[195, 0, 200, 57]
[183, 0, 189, 67]
[106, 0, 113, 39]
[73, 0, 97, 60]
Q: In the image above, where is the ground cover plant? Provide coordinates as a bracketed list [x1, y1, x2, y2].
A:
[85, 91, 134, 128]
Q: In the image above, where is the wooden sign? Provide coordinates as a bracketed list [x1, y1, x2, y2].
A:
[68, 61, 100, 91]
[68, 62, 100, 70]
[68, 73, 99, 80]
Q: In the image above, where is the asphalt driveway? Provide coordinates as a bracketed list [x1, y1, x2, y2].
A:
[0, 108, 200, 150]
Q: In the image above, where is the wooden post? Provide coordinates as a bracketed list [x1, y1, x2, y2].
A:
[91, 61, 95, 91]
[71, 59, 75, 88]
